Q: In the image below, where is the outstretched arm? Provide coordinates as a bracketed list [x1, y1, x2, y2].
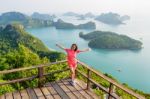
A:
[79, 48, 91, 52]
[56, 44, 66, 50]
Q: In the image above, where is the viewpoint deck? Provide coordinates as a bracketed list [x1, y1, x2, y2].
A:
[0, 78, 99, 99]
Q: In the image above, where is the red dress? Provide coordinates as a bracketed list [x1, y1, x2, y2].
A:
[65, 49, 81, 68]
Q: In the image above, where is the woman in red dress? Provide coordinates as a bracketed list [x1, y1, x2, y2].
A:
[56, 43, 90, 85]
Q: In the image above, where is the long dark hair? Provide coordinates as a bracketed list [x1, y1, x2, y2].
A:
[71, 43, 78, 51]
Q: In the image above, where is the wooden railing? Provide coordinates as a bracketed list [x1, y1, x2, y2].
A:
[76, 60, 145, 99]
[0, 60, 145, 99]
[0, 60, 68, 87]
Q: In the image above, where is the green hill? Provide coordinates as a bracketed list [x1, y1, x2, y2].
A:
[0, 24, 50, 53]
[0, 24, 64, 61]
[0, 24, 66, 94]
[79, 31, 142, 50]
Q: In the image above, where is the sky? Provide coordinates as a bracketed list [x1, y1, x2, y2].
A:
[0, 0, 150, 15]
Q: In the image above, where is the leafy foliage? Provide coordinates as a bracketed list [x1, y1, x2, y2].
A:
[0, 80, 15, 95]
[0, 44, 67, 94]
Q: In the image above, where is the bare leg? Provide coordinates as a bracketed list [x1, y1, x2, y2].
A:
[70, 67, 75, 81]
[70, 66, 76, 81]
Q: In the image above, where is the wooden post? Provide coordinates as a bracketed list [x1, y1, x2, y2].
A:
[108, 83, 114, 99]
[75, 67, 77, 80]
[86, 69, 91, 90]
[38, 66, 44, 87]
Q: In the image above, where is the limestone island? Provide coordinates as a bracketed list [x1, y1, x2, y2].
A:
[54, 19, 96, 29]
[95, 12, 130, 25]
[79, 31, 142, 50]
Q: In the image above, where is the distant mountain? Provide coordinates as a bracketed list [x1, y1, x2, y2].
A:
[77, 15, 86, 20]
[31, 12, 56, 21]
[120, 15, 130, 21]
[77, 13, 95, 20]
[63, 12, 79, 16]
[54, 19, 96, 29]
[84, 12, 95, 18]
[95, 12, 130, 25]
[79, 31, 142, 50]
[77, 21, 96, 29]
[63, 12, 95, 19]
[0, 12, 29, 25]
[0, 12, 53, 28]
[0, 24, 64, 61]
[0, 26, 3, 31]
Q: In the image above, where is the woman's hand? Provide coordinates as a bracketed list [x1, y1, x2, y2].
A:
[86, 48, 91, 51]
[80, 48, 91, 52]
[88, 48, 91, 51]
[56, 43, 65, 50]
[56, 43, 59, 46]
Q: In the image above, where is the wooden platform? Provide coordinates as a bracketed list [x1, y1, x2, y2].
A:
[0, 79, 100, 99]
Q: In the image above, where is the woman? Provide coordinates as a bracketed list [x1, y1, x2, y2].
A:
[56, 43, 90, 85]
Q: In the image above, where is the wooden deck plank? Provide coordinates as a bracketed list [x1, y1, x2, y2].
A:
[20, 90, 29, 99]
[76, 79, 100, 99]
[40, 87, 54, 99]
[72, 80, 94, 99]
[46, 83, 61, 99]
[33, 88, 45, 99]
[1, 78, 100, 99]
[13, 91, 21, 99]
[51, 81, 70, 99]
[26, 88, 37, 99]
[53, 95, 61, 99]
[62, 79, 85, 99]
[5, 92, 13, 99]
[57, 81, 77, 99]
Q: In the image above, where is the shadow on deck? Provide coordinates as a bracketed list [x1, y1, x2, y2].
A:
[0, 78, 99, 99]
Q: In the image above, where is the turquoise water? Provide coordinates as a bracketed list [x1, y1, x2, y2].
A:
[27, 15, 150, 93]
